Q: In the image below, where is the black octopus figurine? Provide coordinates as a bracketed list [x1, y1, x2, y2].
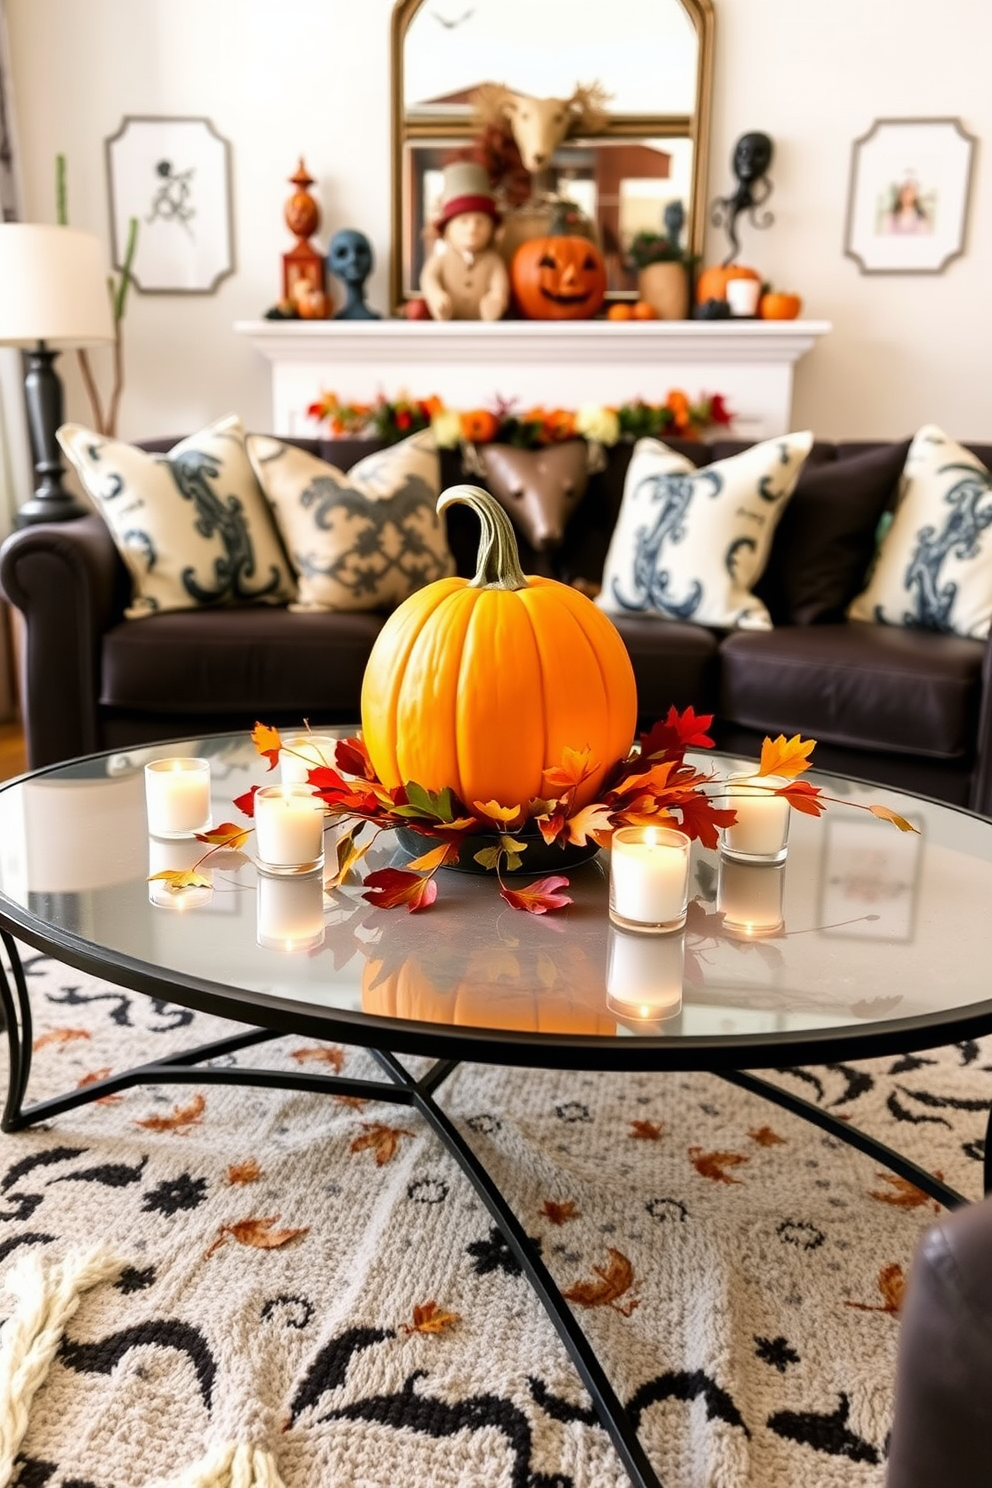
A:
[709, 132, 775, 266]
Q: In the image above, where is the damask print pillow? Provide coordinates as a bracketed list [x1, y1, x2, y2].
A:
[246, 429, 455, 612]
[596, 432, 813, 630]
[57, 414, 297, 620]
[848, 426, 992, 638]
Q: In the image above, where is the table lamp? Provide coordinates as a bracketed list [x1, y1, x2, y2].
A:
[0, 223, 114, 525]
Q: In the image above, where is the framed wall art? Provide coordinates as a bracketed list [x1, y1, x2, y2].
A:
[843, 117, 976, 275]
[105, 116, 235, 294]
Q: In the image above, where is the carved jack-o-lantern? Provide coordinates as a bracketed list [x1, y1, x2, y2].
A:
[511, 227, 607, 321]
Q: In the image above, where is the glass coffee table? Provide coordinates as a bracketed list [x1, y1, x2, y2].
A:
[1, 730, 991, 1488]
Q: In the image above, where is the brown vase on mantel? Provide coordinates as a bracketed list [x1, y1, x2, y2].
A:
[637, 262, 689, 320]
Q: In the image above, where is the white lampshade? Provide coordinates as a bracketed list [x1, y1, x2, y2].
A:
[0, 223, 115, 348]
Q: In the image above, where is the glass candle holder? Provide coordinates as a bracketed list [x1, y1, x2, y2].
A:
[280, 733, 338, 787]
[254, 785, 325, 876]
[144, 757, 211, 839]
[606, 925, 684, 1024]
[608, 826, 690, 933]
[718, 774, 791, 864]
[256, 870, 325, 951]
[717, 856, 786, 938]
[147, 836, 213, 910]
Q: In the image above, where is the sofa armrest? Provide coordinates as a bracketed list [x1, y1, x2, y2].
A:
[0, 514, 126, 767]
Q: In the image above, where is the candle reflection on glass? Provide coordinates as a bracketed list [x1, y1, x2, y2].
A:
[606, 926, 684, 1025]
[718, 774, 790, 864]
[147, 836, 213, 910]
[257, 871, 325, 951]
[144, 757, 211, 839]
[609, 826, 690, 933]
[254, 785, 325, 875]
[280, 733, 338, 787]
[717, 857, 786, 938]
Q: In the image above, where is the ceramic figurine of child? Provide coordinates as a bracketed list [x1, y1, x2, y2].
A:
[420, 162, 509, 322]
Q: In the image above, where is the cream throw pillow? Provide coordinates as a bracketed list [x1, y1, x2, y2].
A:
[848, 425, 992, 638]
[247, 429, 455, 612]
[57, 414, 297, 620]
[597, 432, 813, 630]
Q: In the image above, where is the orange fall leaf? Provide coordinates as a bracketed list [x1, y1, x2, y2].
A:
[400, 1300, 461, 1335]
[350, 1121, 414, 1165]
[562, 1248, 639, 1315]
[76, 1068, 124, 1105]
[758, 733, 816, 779]
[688, 1145, 750, 1184]
[542, 1199, 580, 1225]
[135, 1093, 205, 1133]
[227, 1159, 263, 1185]
[33, 1028, 90, 1052]
[748, 1126, 786, 1147]
[204, 1214, 309, 1259]
[629, 1119, 664, 1141]
[844, 1262, 905, 1315]
[289, 1046, 344, 1071]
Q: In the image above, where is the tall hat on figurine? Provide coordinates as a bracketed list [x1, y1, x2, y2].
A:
[433, 161, 501, 234]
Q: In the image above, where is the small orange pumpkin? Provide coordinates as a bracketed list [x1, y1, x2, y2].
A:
[631, 300, 659, 320]
[759, 291, 802, 320]
[695, 263, 761, 306]
[606, 301, 634, 321]
[511, 224, 607, 321]
[360, 485, 637, 812]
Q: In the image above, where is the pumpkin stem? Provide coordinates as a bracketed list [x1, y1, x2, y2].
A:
[437, 484, 529, 592]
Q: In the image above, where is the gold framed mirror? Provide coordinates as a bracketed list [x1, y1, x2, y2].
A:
[390, 0, 714, 311]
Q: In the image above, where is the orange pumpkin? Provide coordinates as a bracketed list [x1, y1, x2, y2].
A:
[759, 291, 802, 320]
[511, 232, 608, 321]
[606, 301, 634, 321]
[631, 300, 659, 320]
[360, 485, 637, 812]
[695, 263, 761, 306]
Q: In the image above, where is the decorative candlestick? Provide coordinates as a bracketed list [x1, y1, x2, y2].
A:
[606, 926, 684, 1024]
[280, 733, 338, 787]
[256, 871, 325, 951]
[717, 857, 786, 938]
[282, 158, 329, 317]
[608, 826, 691, 933]
[719, 774, 791, 864]
[144, 757, 211, 839]
[254, 785, 325, 876]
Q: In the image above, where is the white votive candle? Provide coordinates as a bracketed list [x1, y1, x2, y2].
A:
[280, 733, 338, 786]
[719, 774, 791, 863]
[144, 757, 211, 838]
[609, 826, 690, 933]
[726, 277, 762, 316]
[254, 785, 325, 875]
[147, 835, 213, 910]
[257, 870, 325, 951]
[717, 856, 786, 937]
[606, 926, 684, 1023]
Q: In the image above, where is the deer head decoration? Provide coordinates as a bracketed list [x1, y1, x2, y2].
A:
[473, 82, 611, 175]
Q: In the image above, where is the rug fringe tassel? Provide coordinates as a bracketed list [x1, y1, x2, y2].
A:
[0, 1243, 124, 1487]
[151, 1442, 286, 1487]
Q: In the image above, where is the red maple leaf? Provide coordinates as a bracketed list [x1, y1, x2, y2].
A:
[335, 735, 377, 780]
[233, 784, 259, 818]
[639, 705, 714, 760]
[775, 779, 826, 817]
[499, 875, 572, 915]
[674, 791, 738, 848]
[362, 867, 438, 912]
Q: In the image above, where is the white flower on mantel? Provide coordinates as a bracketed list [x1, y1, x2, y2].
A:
[431, 408, 463, 448]
[575, 404, 620, 446]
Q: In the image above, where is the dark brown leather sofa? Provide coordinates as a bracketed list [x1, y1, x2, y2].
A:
[2, 433, 992, 817]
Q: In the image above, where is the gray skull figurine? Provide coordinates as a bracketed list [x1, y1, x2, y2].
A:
[328, 228, 380, 320]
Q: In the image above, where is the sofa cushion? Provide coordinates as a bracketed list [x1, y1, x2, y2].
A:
[848, 426, 992, 638]
[611, 614, 721, 723]
[101, 607, 385, 715]
[755, 441, 911, 625]
[58, 415, 297, 620]
[246, 429, 454, 612]
[719, 622, 982, 759]
[596, 432, 813, 630]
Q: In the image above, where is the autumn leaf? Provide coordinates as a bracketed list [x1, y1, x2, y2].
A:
[543, 746, 598, 793]
[562, 1249, 639, 1316]
[674, 792, 737, 849]
[868, 1173, 941, 1212]
[324, 823, 371, 889]
[233, 784, 259, 818]
[868, 804, 920, 833]
[500, 875, 573, 915]
[403, 840, 462, 873]
[289, 1045, 344, 1070]
[335, 735, 377, 780]
[844, 1262, 905, 1315]
[135, 1093, 205, 1133]
[147, 868, 213, 892]
[629, 1119, 664, 1141]
[542, 1199, 580, 1225]
[758, 733, 816, 779]
[564, 801, 614, 848]
[33, 1028, 90, 1052]
[472, 799, 524, 828]
[252, 721, 283, 771]
[774, 779, 826, 817]
[204, 1214, 309, 1260]
[195, 821, 252, 851]
[76, 1068, 123, 1104]
[688, 1145, 749, 1184]
[749, 1126, 786, 1147]
[227, 1159, 263, 1184]
[534, 802, 569, 846]
[399, 1300, 461, 1335]
[362, 867, 438, 913]
[350, 1121, 414, 1165]
[333, 1095, 367, 1109]
[639, 705, 714, 758]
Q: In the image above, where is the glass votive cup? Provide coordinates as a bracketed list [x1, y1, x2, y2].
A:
[254, 784, 325, 876]
[717, 856, 786, 938]
[280, 732, 338, 787]
[608, 825, 690, 934]
[256, 870, 325, 951]
[718, 774, 791, 864]
[606, 925, 684, 1024]
[147, 835, 213, 910]
[144, 757, 211, 839]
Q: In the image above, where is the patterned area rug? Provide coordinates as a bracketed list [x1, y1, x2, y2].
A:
[0, 944, 988, 1488]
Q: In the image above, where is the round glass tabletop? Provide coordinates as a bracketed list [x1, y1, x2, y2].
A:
[1, 730, 991, 1068]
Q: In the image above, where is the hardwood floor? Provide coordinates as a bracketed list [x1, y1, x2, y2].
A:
[0, 720, 26, 781]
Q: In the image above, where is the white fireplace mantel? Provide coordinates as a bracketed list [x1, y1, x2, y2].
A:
[235, 318, 831, 442]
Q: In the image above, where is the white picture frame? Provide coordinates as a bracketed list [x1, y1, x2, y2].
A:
[105, 116, 235, 294]
[843, 117, 976, 275]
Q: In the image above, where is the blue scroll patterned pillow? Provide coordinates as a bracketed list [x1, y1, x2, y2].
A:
[848, 426, 992, 638]
[596, 432, 813, 630]
[57, 414, 297, 620]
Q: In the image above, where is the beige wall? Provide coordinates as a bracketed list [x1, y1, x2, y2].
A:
[3, 0, 990, 501]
